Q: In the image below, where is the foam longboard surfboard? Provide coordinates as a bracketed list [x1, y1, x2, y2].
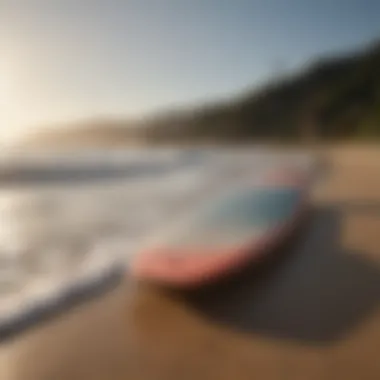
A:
[131, 168, 310, 287]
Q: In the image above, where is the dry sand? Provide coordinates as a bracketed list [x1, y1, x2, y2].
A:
[1, 145, 380, 380]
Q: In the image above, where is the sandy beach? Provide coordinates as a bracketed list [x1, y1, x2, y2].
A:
[1, 145, 379, 380]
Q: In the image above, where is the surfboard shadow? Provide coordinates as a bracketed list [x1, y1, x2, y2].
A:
[330, 200, 380, 216]
[173, 205, 380, 345]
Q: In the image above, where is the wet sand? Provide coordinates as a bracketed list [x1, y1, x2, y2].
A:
[1, 145, 380, 380]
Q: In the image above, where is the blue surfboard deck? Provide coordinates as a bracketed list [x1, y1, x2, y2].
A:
[161, 185, 304, 250]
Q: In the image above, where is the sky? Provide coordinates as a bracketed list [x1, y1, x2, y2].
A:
[1, 0, 380, 141]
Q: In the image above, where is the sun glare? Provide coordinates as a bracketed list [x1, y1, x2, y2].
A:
[0, 70, 11, 106]
[0, 62, 28, 143]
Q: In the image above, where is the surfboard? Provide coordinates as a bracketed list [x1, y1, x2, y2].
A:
[131, 168, 310, 287]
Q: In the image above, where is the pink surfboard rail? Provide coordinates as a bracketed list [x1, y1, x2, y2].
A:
[131, 167, 311, 287]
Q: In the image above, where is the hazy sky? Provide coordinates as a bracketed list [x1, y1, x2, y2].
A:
[1, 0, 380, 140]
